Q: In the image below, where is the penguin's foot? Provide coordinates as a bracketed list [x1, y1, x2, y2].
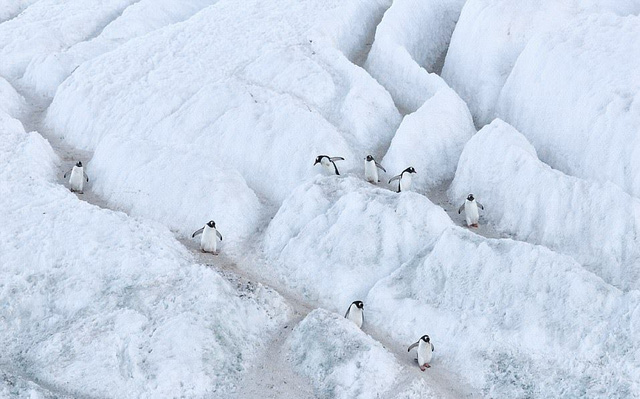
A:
[471, 223, 478, 228]
[212, 251, 220, 256]
[424, 363, 431, 368]
[420, 365, 426, 371]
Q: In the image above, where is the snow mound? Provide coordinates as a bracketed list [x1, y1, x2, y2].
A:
[263, 175, 453, 307]
[496, 13, 640, 199]
[442, 0, 640, 125]
[286, 308, 400, 399]
[0, 111, 290, 398]
[450, 119, 640, 291]
[21, 0, 220, 98]
[0, 0, 39, 23]
[365, 0, 467, 114]
[44, 0, 400, 207]
[382, 88, 475, 192]
[0, 77, 25, 119]
[367, 227, 640, 397]
[0, 0, 138, 82]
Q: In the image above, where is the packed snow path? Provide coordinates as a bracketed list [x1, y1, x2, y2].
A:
[15, 89, 478, 398]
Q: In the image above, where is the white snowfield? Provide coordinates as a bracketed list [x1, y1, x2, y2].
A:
[365, 0, 466, 114]
[0, 76, 25, 118]
[496, 13, 640, 199]
[263, 175, 452, 308]
[450, 119, 640, 291]
[442, 0, 640, 126]
[382, 88, 475, 193]
[0, 111, 289, 398]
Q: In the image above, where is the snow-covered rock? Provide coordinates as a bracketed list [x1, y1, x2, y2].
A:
[263, 175, 452, 307]
[0, 76, 25, 118]
[21, 0, 220, 98]
[496, 13, 640, 199]
[0, 111, 289, 398]
[367, 227, 640, 397]
[443, 0, 640, 125]
[365, 0, 466, 114]
[382, 88, 475, 192]
[450, 119, 640, 291]
[286, 309, 400, 399]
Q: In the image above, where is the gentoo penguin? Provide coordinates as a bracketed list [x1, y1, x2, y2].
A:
[364, 155, 386, 184]
[388, 167, 416, 193]
[344, 300, 364, 329]
[408, 335, 435, 371]
[192, 220, 223, 254]
[458, 193, 484, 228]
[63, 161, 89, 193]
[314, 155, 344, 175]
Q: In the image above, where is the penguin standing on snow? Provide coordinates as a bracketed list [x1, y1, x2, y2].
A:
[408, 334, 435, 371]
[63, 161, 89, 194]
[344, 300, 364, 329]
[364, 155, 386, 184]
[458, 193, 484, 228]
[192, 220, 223, 254]
[314, 155, 344, 175]
[389, 167, 416, 193]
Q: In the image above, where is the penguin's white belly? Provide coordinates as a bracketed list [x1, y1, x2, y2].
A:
[400, 173, 412, 192]
[69, 167, 84, 192]
[465, 201, 479, 225]
[347, 307, 363, 328]
[364, 161, 378, 183]
[201, 227, 218, 252]
[418, 341, 433, 366]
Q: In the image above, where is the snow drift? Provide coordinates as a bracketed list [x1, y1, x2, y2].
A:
[450, 119, 640, 291]
[0, 76, 25, 118]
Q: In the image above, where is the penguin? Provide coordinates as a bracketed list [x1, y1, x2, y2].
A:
[388, 167, 416, 193]
[63, 161, 89, 194]
[314, 155, 344, 175]
[364, 155, 386, 184]
[458, 193, 484, 228]
[408, 334, 435, 371]
[344, 300, 364, 329]
[192, 220, 223, 254]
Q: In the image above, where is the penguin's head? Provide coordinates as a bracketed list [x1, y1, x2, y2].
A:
[365, 155, 374, 162]
[421, 335, 430, 343]
[76, 161, 83, 167]
[467, 194, 475, 201]
[314, 155, 326, 165]
[207, 220, 216, 228]
[405, 167, 416, 174]
[352, 300, 364, 309]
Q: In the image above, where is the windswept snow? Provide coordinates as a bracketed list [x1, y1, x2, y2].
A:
[450, 119, 640, 291]
[0, 77, 25, 118]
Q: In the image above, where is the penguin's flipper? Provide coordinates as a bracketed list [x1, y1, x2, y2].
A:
[458, 204, 465, 214]
[83, 172, 89, 182]
[191, 227, 204, 238]
[329, 157, 345, 162]
[344, 307, 350, 318]
[216, 230, 223, 241]
[63, 169, 72, 179]
[388, 175, 401, 183]
[407, 342, 419, 352]
[431, 343, 435, 351]
[331, 161, 340, 176]
[375, 161, 386, 172]
[477, 201, 484, 210]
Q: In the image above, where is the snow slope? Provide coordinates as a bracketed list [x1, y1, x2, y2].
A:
[442, 0, 640, 125]
[382, 88, 475, 192]
[365, 0, 466, 114]
[450, 119, 640, 291]
[0, 77, 25, 119]
[0, 111, 289, 398]
[496, 13, 640, 199]
[367, 227, 640, 397]
[0, 0, 40, 23]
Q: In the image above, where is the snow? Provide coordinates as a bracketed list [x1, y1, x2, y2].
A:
[367, 227, 640, 397]
[0, 0, 40, 23]
[450, 119, 640, 291]
[442, 0, 640, 126]
[382, 88, 475, 192]
[286, 309, 400, 399]
[263, 175, 453, 308]
[365, 0, 466, 114]
[0, 76, 26, 118]
[21, 0, 220, 98]
[496, 13, 640, 199]
[0, 110, 290, 398]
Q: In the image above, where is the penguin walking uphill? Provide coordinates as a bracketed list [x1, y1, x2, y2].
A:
[458, 193, 484, 228]
[364, 155, 386, 184]
[408, 334, 435, 371]
[389, 167, 416, 193]
[63, 161, 89, 194]
[344, 300, 364, 329]
[314, 155, 345, 175]
[192, 220, 223, 254]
